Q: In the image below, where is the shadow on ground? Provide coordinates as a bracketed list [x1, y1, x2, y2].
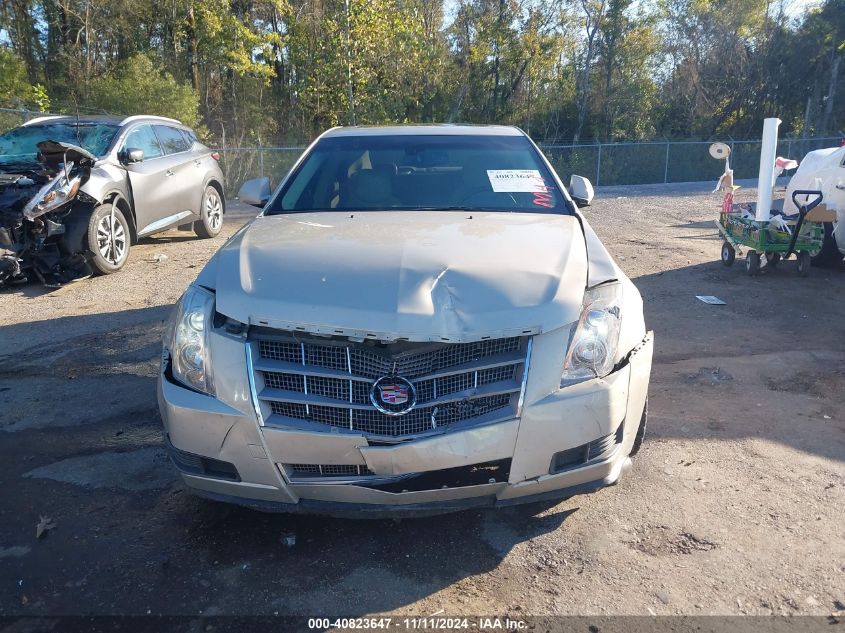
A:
[632, 253, 845, 463]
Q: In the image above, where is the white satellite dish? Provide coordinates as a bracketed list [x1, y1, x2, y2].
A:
[709, 142, 731, 160]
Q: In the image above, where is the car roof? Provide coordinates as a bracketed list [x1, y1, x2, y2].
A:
[22, 114, 184, 128]
[322, 124, 525, 138]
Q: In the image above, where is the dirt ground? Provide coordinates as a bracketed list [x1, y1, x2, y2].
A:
[0, 183, 843, 620]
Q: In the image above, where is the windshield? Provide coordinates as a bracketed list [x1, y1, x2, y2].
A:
[0, 122, 119, 165]
[266, 133, 571, 215]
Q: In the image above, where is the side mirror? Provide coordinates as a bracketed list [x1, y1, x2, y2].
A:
[122, 147, 144, 164]
[238, 177, 271, 208]
[569, 174, 594, 208]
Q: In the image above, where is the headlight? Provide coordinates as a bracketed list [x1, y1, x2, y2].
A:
[23, 166, 82, 220]
[166, 285, 216, 395]
[561, 283, 622, 385]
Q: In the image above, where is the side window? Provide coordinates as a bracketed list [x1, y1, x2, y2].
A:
[121, 125, 163, 160]
[154, 125, 190, 154]
[181, 129, 198, 146]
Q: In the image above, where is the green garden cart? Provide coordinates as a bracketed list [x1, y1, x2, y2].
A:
[716, 190, 825, 276]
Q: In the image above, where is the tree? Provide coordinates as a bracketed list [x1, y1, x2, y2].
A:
[0, 0, 839, 145]
[86, 53, 201, 128]
[0, 48, 50, 111]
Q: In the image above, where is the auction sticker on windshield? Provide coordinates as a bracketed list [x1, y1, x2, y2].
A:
[486, 169, 546, 192]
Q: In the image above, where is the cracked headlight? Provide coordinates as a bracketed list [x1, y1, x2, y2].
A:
[166, 285, 215, 396]
[22, 168, 81, 220]
[561, 282, 622, 385]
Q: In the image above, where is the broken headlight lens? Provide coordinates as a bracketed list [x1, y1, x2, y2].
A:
[167, 285, 215, 396]
[561, 283, 622, 385]
[22, 167, 82, 221]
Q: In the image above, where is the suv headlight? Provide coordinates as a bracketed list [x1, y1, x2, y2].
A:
[22, 168, 82, 220]
[166, 285, 216, 395]
[561, 283, 622, 385]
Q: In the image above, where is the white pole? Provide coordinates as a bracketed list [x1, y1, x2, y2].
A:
[755, 117, 781, 222]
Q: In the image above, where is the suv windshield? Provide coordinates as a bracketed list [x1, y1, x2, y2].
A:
[266, 133, 571, 215]
[0, 122, 119, 165]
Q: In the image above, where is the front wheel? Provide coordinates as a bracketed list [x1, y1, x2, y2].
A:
[629, 398, 648, 456]
[745, 251, 760, 276]
[797, 251, 811, 277]
[86, 203, 130, 274]
[721, 241, 735, 267]
[194, 185, 223, 238]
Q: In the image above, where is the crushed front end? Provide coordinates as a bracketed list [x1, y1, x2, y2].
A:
[0, 141, 97, 288]
[158, 286, 654, 517]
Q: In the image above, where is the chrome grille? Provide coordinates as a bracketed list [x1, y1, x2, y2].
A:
[258, 337, 521, 379]
[269, 393, 513, 437]
[263, 372, 304, 392]
[250, 333, 529, 439]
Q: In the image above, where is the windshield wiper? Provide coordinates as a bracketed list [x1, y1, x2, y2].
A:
[412, 206, 476, 211]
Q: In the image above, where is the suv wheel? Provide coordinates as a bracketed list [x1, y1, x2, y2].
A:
[87, 203, 130, 274]
[195, 185, 223, 238]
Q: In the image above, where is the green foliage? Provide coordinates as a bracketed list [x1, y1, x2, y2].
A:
[0, 0, 840, 143]
[85, 54, 201, 129]
[0, 48, 50, 111]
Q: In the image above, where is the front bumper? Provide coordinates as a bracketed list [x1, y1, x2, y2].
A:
[157, 330, 653, 517]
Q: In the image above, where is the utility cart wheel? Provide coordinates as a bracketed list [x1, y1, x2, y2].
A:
[721, 241, 736, 267]
[797, 251, 811, 277]
[766, 252, 781, 267]
[746, 251, 761, 276]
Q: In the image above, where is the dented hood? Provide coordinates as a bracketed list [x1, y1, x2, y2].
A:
[36, 140, 98, 166]
[214, 211, 589, 341]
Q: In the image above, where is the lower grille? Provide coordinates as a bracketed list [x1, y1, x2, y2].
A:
[285, 463, 374, 479]
[249, 332, 530, 440]
[282, 460, 511, 490]
[549, 423, 624, 474]
[166, 436, 240, 482]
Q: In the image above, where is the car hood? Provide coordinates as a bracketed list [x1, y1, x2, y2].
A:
[36, 139, 98, 165]
[213, 211, 589, 342]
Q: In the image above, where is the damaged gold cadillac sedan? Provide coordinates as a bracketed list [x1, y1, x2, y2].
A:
[158, 125, 654, 517]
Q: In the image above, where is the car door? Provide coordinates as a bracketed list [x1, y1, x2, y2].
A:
[120, 124, 183, 236]
[151, 125, 201, 222]
[181, 128, 217, 211]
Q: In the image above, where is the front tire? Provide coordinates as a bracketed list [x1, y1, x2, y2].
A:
[721, 241, 735, 267]
[194, 185, 223, 238]
[629, 398, 648, 456]
[797, 250, 811, 277]
[745, 251, 760, 276]
[86, 203, 130, 274]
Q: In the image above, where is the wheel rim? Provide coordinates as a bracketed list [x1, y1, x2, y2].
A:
[205, 193, 222, 230]
[96, 214, 127, 265]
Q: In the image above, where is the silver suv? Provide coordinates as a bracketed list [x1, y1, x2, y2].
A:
[0, 115, 225, 287]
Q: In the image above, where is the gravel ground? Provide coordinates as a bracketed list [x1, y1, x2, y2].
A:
[0, 182, 843, 620]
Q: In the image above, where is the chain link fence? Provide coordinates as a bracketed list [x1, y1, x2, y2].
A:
[216, 136, 842, 194]
[538, 137, 843, 188]
[3, 107, 841, 193]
